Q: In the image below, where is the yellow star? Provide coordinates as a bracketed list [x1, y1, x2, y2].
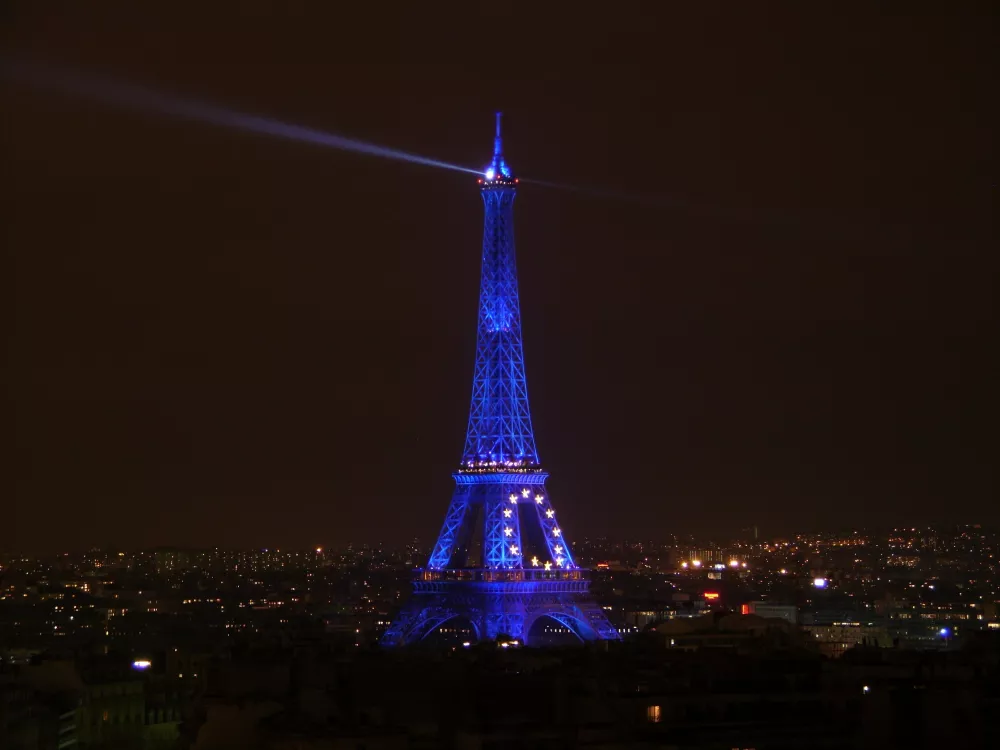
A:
[554, 545, 563, 554]
[535, 494, 544, 504]
[530, 556, 540, 567]
[521, 488, 530, 498]
[509, 493, 517, 503]
[556, 557, 564, 567]
[552, 528, 561, 537]
[545, 509, 555, 518]
[503, 508, 512, 518]
[509, 545, 519, 555]
[543, 561, 552, 571]
[504, 527, 513, 537]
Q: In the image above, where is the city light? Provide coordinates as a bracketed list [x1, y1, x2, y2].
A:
[132, 660, 152, 670]
[813, 577, 828, 588]
[729, 560, 740, 568]
[704, 592, 720, 600]
[691, 560, 702, 568]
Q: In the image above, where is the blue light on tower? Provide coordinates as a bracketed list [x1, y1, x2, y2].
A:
[380, 114, 618, 646]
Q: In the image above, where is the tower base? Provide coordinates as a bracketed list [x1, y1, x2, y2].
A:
[380, 569, 620, 646]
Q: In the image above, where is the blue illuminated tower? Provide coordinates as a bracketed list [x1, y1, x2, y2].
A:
[381, 114, 619, 646]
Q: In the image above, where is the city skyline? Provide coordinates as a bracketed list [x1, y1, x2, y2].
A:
[7, 6, 993, 554]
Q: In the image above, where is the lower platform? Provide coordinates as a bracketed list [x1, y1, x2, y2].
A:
[380, 568, 620, 646]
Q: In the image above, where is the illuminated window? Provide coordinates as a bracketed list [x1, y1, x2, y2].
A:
[103, 710, 109, 722]
[646, 705, 661, 723]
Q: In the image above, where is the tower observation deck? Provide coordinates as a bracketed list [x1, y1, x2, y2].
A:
[380, 114, 619, 646]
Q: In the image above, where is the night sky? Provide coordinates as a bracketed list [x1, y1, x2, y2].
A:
[5, 5, 993, 553]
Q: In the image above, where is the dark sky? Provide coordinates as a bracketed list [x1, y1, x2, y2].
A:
[5, 5, 994, 553]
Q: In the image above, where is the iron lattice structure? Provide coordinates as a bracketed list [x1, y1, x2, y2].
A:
[382, 115, 619, 646]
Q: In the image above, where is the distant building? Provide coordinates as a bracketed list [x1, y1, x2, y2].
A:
[14, 658, 187, 750]
[802, 623, 891, 657]
[743, 602, 797, 625]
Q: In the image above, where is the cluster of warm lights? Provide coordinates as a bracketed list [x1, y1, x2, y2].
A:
[478, 175, 519, 185]
[459, 458, 541, 475]
[680, 559, 747, 570]
[460, 464, 540, 474]
[465, 459, 532, 468]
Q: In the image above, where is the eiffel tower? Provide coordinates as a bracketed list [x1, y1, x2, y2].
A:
[381, 114, 619, 646]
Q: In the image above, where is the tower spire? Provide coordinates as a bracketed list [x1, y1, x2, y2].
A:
[494, 111, 503, 158]
[485, 111, 512, 181]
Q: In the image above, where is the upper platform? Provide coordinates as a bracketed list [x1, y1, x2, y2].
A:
[454, 463, 547, 479]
